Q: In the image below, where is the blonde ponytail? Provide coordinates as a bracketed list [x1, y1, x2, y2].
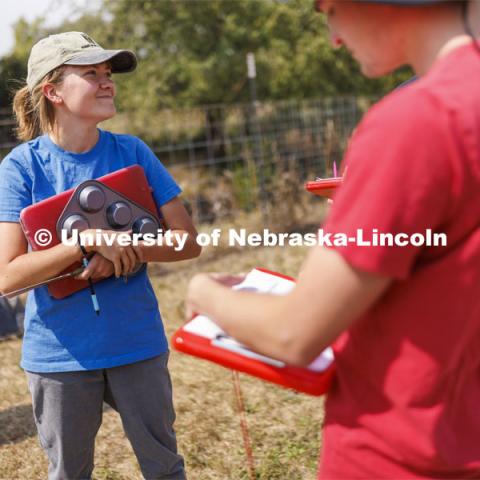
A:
[12, 67, 65, 142]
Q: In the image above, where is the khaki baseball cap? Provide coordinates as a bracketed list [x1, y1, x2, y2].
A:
[27, 31, 137, 91]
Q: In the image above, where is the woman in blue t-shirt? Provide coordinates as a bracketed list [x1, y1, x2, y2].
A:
[0, 32, 200, 479]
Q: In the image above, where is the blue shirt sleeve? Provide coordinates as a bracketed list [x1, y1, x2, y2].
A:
[0, 150, 33, 222]
[134, 138, 181, 207]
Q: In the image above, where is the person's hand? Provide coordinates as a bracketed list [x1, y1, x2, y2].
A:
[205, 273, 246, 288]
[79, 229, 139, 278]
[75, 253, 115, 281]
[185, 272, 246, 319]
[131, 242, 146, 263]
[185, 273, 212, 319]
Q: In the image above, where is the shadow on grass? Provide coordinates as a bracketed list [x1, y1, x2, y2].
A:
[0, 402, 116, 448]
[0, 403, 36, 445]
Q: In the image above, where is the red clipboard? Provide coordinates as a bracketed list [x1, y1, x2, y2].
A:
[172, 268, 335, 396]
[20, 165, 160, 299]
[304, 177, 343, 198]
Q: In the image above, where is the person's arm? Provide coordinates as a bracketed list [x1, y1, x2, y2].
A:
[186, 246, 391, 366]
[0, 222, 84, 295]
[0, 221, 141, 292]
[132, 197, 201, 262]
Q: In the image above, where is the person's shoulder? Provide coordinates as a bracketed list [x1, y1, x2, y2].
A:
[359, 81, 447, 137]
[400, 45, 480, 113]
[5, 137, 41, 157]
[101, 130, 146, 149]
[0, 138, 42, 175]
[365, 50, 477, 137]
[427, 43, 480, 86]
[102, 131, 158, 161]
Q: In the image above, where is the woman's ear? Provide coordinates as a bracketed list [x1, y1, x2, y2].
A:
[42, 83, 63, 105]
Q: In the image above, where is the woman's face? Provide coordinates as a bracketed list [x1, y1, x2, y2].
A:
[315, 0, 407, 78]
[53, 62, 117, 123]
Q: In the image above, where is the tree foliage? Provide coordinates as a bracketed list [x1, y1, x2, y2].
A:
[0, 0, 412, 113]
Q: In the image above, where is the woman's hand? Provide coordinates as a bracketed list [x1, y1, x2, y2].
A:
[75, 253, 115, 281]
[79, 229, 139, 278]
[131, 243, 146, 263]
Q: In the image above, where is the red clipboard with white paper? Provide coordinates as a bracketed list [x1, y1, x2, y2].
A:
[172, 268, 335, 396]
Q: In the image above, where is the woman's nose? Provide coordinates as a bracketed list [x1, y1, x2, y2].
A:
[99, 76, 114, 88]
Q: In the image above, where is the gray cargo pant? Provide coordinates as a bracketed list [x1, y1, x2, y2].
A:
[26, 352, 186, 480]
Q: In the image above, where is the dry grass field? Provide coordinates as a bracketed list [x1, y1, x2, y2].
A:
[0, 243, 327, 480]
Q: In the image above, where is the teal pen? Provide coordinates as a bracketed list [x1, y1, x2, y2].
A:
[81, 257, 100, 316]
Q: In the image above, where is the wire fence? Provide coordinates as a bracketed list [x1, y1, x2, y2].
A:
[0, 97, 372, 226]
[0, 108, 16, 154]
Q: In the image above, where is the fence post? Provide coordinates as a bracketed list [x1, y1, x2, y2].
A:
[246, 52, 268, 223]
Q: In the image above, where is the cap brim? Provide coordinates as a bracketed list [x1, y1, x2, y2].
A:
[64, 49, 137, 73]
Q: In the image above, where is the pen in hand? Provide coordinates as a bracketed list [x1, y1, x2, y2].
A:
[81, 256, 100, 316]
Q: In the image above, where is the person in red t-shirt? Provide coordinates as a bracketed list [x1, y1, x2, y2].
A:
[186, 0, 480, 478]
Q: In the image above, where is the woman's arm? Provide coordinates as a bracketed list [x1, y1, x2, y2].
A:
[133, 197, 201, 262]
[0, 222, 84, 295]
[0, 221, 140, 293]
[186, 246, 391, 366]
